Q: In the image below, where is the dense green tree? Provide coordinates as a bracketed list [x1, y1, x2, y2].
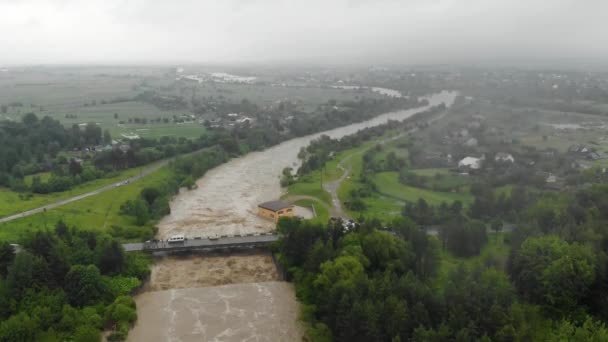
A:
[510, 235, 596, 315]
[103, 129, 112, 145]
[0, 242, 14, 278]
[64, 265, 106, 307]
[23, 231, 70, 285]
[361, 231, 414, 273]
[549, 316, 608, 341]
[0, 312, 39, 342]
[442, 219, 487, 257]
[133, 199, 150, 226]
[73, 325, 101, 342]
[6, 252, 50, 300]
[96, 236, 125, 274]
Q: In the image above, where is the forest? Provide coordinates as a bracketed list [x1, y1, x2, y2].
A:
[276, 182, 608, 342]
[0, 223, 150, 341]
[282, 102, 608, 341]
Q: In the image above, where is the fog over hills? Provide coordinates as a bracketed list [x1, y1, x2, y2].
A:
[1, 0, 607, 66]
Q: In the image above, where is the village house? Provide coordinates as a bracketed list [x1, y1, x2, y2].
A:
[464, 137, 478, 147]
[494, 152, 515, 163]
[458, 156, 483, 170]
[257, 200, 294, 223]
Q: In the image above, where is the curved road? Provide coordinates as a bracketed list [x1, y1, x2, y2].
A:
[322, 152, 357, 219]
[0, 155, 182, 224]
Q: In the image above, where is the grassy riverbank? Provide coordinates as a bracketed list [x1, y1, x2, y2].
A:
[0, 167, 144, 218]
[0, 167, 173, 242]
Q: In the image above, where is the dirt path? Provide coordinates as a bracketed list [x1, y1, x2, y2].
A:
[322, 153, 358, 219]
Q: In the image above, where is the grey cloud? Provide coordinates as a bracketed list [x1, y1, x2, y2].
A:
[0, 0, 606, 65]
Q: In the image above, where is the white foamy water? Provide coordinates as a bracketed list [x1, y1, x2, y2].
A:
[128, 282, 302, 342]
[157, 91, 457, 239]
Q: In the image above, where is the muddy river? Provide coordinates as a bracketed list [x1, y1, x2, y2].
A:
[157, 91, 456, 240]
[129, 91, 457, 342]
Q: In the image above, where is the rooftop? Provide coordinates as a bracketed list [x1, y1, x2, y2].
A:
[258, 200, 292, 212]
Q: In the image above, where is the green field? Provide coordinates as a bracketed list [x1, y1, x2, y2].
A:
[0, 167, 173, 242]
[0, 167, 144, 218]
[294, 198, 330, 224]
[285, 172, 332, 205]
[373, 172, 473, 205]
[1, 67, 378, 139]
[410, 168, 451, 177]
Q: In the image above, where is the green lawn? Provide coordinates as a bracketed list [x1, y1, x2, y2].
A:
[294, 198, 330, 224]
[0, 167, 173, 242]
[373, 172, 473, 206]
[410, 168, 451, 177]
[285, 172, 332, 205]
[319, 143, 372, 183]
[0, 168, 144, 218]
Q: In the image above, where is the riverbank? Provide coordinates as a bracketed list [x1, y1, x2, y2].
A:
[156, 91, 457, 240]
[130, 91, 457, 340]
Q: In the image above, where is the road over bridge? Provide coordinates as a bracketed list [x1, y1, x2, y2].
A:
[122, 233, 280, 253]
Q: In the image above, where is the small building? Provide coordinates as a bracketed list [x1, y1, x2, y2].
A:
[464, 137, 478, 147]
[495, 152, 515, 163]
[458, 156, 482, 170]
[257, 200, 294, 223]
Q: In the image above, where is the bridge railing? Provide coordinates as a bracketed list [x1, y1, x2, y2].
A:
[141, 232, 280, 251]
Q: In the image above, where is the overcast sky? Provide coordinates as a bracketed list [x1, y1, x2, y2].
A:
[0, 0, 606, 66]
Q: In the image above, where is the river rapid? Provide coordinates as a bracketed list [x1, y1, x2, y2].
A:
[128, 91, 457, 342]
[157, 91, 456, 240]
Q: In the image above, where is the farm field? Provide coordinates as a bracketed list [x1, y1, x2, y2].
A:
[1, 67, 382, 140]
[285, 172, 332, 205]
[0, 167, 173, 242]
[0, 167, 143, 218]
[373, 171, 473, 206]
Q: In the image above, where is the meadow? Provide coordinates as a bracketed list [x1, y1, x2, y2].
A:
[0, 167, 173, 242]
[0, 167, 143, 218]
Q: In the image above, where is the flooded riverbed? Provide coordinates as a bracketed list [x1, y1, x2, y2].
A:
[128, 281, 302, 342]
[157, 91, 456, 239]
[145, 251, 279, 291]
[132, 91, 457, 341]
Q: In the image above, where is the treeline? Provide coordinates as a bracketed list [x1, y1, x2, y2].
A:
[276, 217, 608, 341]
[135, 91, 188, 110]
[506, 183, 608, 321]
[117, 146, 230, 240]
[287, 97, 427, 137]
[0, 114, 102, 180]
[297, 104, 447, 175]
[0, 222, 150, 341]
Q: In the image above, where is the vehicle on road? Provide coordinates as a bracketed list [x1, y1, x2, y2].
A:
[167, 235, 185, 243]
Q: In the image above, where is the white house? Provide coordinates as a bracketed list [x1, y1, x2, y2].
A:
[495, 152, 515, 163]
[458, 157, 482, 170]
[464, 137, 478, 147]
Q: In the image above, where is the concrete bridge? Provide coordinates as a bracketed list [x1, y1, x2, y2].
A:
[122, 233, 280, 253]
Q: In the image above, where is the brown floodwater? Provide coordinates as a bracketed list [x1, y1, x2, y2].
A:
[157, 91, 457, 240]
[130, 91, 457, 342]
[128, 281, 303, 342]
[145, 251, 280, 291]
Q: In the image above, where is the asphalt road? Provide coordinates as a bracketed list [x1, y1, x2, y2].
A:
[0, 158, 171, 224]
